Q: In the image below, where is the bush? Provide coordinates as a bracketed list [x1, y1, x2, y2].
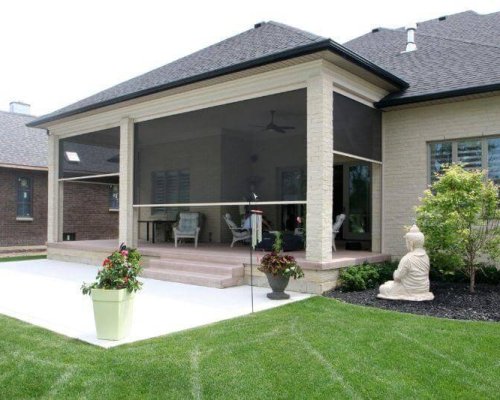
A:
[430, 263, 500, 285]
[416, 164, 500, 293]
[339, 261, 398, 292]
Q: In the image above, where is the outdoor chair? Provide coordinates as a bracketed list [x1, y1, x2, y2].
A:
[332, 213, 346, 252]
[223, 213, 251, 247]
[173, 212, 201, 248]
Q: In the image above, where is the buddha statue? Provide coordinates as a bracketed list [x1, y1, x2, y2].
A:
[378, 225, 434, 301]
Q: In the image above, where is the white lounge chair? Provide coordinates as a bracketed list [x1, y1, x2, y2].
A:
[223, 213, 251, 247]
[332, 213, 346, 252]
[173, 212, 201, 248]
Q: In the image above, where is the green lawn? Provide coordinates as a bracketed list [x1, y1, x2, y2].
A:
[0, 254, 46, 263]
[1, 297, 498, 399]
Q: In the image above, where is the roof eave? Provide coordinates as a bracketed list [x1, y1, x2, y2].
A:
[375, 83, 500, 108]
[28, 39, 407, 128]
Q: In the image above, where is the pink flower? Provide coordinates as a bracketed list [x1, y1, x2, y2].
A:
[121, 250, 129, 257]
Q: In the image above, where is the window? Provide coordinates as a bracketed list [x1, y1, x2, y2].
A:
[429, 142, 452, 178]
[17, 177, 33, 218]
[457, 140, 482, 170]
[488, 138, 500, 185]
[109, 185, 119, 210]
[428, 136, 500, 183]
[151, 170, 190, 214]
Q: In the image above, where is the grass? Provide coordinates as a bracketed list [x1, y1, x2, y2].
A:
[0, 254, 46, 263]
[0, 297, 498, 399]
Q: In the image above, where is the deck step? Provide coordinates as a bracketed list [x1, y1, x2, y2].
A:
[142, 267, 242, 288]
[142, 248, 255, 265]
[148, 258, 243, 277]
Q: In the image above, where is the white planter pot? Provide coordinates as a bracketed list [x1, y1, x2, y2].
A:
[91, 288, 135, 341]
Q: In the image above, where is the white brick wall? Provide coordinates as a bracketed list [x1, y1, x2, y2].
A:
[382, 95, 500, 256]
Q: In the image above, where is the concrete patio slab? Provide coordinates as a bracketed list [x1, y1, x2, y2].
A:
[0, 259, 310, 348]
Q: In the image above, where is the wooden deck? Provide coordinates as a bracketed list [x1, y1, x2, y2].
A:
[47, 240, 390, 292]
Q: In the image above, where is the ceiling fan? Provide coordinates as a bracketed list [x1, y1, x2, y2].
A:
[252, 110, 295, 133]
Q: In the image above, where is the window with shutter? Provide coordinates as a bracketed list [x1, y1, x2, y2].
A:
[151, 170, 190, 215]
[428, 136, 500, 185]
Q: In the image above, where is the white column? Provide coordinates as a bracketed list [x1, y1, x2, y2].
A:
[47, 134, 62, 243]
[306, 68, 334, 262]
[119, 118, 137, 247]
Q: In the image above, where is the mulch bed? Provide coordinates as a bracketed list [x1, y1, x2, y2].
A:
[324, 282, 499, 322]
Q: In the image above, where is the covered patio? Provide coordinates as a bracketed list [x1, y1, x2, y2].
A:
[45, 60, 389, 293]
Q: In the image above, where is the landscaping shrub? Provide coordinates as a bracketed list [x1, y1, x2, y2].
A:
[416, 164, 500, 293]
[430, 263, 500, 285]
[339, 261, 397, 292]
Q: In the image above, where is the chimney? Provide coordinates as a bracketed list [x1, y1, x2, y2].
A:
[9, 101, 31, 115]
[403, 24, 417, 52]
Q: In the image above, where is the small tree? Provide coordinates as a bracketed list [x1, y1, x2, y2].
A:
[416, 164, 500, 293]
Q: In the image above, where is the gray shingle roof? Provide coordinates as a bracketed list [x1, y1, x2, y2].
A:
[29, 21, 406, 127]
[0, 110, 48, 168]
[344, 11, 500, 106]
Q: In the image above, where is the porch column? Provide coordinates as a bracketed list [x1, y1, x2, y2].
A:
[306, 68, 334, 262]
[371, 163, 382, 252]
[47, 134, 63, 243]
[119, 118, 137, 247]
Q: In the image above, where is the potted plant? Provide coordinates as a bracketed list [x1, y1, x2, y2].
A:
[81, 244, 143, 340]
[258, 232, 304, 299]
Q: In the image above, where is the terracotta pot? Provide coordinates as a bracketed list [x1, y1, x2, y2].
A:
[265, 272, 290, 300]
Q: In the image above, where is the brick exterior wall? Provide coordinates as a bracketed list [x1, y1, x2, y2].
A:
[63, 182, 118, 241]
[0, 168, 118, 247]
[382, 94, 500, 257]
[0, 168, 48, 247]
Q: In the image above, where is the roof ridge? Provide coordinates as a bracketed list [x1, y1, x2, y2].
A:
[266, 21, 326, 42]
[415, 32, 500, 50]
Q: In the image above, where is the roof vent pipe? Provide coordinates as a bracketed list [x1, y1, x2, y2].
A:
[404, 24, 417, 52]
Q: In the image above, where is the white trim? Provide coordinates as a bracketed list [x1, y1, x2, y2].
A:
[16, 217, 33, 222]
[58, 173, 119, 182]
[49, 61, 322, 138]
[0, 163, 47, 171]
[46, 58, 390, 139]
[133, 200, 307, 208]
[333, 88, 375, 108]
[332, 150, 382, 165]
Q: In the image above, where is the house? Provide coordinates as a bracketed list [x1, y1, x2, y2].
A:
[0, 102, 48, 250]
[0, 102, 119, 251]
[27, 10, 500, 293]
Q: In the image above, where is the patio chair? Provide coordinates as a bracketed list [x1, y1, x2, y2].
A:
[332, 213, 346, 252]
[173, 212, 201, 248]
[223, 213, 251, 247]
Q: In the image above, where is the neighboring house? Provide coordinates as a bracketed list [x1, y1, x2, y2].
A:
[0, 102, 48, 248]
[27, 10, 499, 292]
[0, 102, 119, 250]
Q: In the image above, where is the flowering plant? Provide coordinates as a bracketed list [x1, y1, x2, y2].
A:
[258, 232, 304, 279]
[81, 244, 143, 295]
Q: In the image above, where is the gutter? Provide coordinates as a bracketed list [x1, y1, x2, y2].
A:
[375, 83, 500, 108]
[27, 40, 408, 128]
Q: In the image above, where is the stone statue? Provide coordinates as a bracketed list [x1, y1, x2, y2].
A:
[378, 225, 434, 301]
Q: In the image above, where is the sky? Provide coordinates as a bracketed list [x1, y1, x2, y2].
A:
[1, 0, 499, 116]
